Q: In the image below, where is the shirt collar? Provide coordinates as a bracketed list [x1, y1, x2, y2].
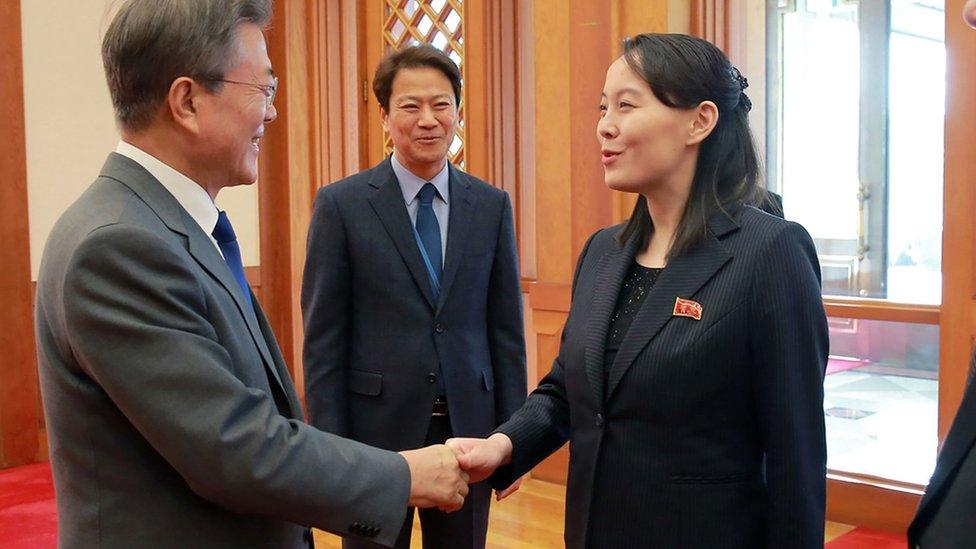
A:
[115, 141, 220, 236]
[390, 152, 450, 205]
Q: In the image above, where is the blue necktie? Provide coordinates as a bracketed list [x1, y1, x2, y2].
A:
[212, 210, 253, 310]
[416, 183, 442, 296]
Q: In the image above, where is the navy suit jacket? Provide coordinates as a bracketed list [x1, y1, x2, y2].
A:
[908, 352, 976, 547]
[301, 158, 526, 451]
[493, 206, 828, 548]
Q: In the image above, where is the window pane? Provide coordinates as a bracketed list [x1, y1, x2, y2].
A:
[886, 0, 944, 304]
[824, 317, 938, 484]
[770, 0, 944, 304]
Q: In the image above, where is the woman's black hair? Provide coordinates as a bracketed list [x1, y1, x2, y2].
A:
[615, 33, 764, 258]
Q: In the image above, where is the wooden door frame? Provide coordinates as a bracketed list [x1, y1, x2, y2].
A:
[0, 0, 41, 468]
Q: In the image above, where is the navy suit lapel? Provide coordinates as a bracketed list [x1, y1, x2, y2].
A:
[584, 234, 640, 406]
[437, 167, 477, 313]
[605, 212, 737, 401]
[103, 153, 285, 395]
[366, 159, 437, 310]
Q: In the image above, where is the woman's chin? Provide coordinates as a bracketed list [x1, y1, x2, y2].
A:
[604, 179, 640, 193]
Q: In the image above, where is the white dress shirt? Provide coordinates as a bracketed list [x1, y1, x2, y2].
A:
[115, 141, 223, 256]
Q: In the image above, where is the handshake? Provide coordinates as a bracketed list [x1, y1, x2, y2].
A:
[397, 433, 516, 512]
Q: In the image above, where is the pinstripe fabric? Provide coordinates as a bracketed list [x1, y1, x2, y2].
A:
[494, 206, 828, 548]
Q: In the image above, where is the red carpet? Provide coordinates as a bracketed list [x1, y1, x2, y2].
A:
[0, 463, 56, 548]
[826, 527, 906, 548]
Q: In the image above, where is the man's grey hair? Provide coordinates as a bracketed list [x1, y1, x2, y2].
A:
[102, 0, 272, 132]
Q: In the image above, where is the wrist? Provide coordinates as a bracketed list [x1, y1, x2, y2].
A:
[487, 433, 513, 465]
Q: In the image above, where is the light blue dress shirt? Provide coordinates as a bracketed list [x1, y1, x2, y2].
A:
[391, 153, 450, 265]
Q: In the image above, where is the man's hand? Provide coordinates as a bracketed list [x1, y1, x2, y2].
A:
[399, 445, 470, 512]
[445, 433, 513, 484]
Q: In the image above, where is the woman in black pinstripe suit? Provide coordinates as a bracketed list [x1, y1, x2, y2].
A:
[449, 33, 829, 548]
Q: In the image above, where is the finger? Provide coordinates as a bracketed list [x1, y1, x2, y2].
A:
[496, 484, 518, 500]
[458, 469, 470, 484]
[445, 438, 471, 454]
[455, 452, 479, 470]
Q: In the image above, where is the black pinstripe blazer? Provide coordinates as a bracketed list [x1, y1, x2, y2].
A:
[908, 351, 976, 547]
[494, 206, 829, 548]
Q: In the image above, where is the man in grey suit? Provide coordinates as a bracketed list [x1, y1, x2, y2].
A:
[34, 2, 467, 547]
[908, 6, 976, 546]
[302, 45, 527, 549]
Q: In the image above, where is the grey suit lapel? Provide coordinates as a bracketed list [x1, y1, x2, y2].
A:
[101, 153, 286, 394]
[436, 167, 478, 313]
[253, 296, 302, 419]
[184, 229, 284, 391]
[584, 233, 640, 407]
[366, 159, 438, 310]
[605, 212, 737, 401]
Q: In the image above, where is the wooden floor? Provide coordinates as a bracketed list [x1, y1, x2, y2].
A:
[314, 478, 858, 547]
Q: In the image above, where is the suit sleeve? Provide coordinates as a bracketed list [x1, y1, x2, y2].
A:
[301, 188, 352, 437]
[64, 224, 409, 547]
[490, 230, 600, 488]
[749, 222, 828, 549]
[487, 192, 528, 424]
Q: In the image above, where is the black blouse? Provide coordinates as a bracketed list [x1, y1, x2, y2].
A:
[603, 261, 664, 394]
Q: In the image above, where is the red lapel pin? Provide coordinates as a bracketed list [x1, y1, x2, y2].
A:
[673, 297, 703, 321]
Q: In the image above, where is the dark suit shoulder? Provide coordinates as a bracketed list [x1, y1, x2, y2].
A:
[452, 168, 501, 195]
[316, 163, 382, 200]
[584, 222, 628, 258]
[48, 177, 154, 249]
[730, 205, 811, 251]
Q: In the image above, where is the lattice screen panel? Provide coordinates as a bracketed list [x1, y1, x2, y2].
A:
[383, 0, 466, 168]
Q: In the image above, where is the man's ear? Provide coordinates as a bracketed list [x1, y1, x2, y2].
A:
[167, 77, 201, 134]
[380, 105, 390, 133]
[687, 100, 719, 146]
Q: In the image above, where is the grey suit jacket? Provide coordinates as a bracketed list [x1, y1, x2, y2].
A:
[34, 153, 410, 548]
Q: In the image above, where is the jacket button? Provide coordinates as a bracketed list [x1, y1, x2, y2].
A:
[595, 413, 604, 428]
[427, 373, 437, 384]
[434, 322, 445, 334]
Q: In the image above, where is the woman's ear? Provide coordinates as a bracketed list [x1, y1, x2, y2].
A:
[687, 100, 719, 146]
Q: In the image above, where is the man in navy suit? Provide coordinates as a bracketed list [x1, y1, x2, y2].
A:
[301, 45, 527, 549]
[907, 5, 976, 546]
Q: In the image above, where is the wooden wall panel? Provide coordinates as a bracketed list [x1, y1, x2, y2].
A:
[258, 0, 323, 401]
[691, 0, 730, 53]
[520, 0, 670, 485]
[0, 0, 41, 468]
[941, 0, 976, 440]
